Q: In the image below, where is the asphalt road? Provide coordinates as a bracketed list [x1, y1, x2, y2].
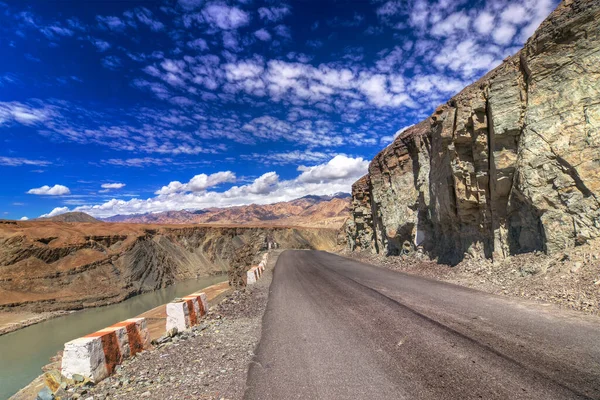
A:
[245, 250, 600, 400]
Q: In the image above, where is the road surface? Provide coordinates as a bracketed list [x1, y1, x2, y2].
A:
[245, 250, 600, 400]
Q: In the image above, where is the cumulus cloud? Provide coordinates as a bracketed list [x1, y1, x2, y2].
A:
[40, 206, 70, 218]
[48, 156, 367, 218]
[254, 28, 271, 41]
[20, 216, 29, 221]
[27, 184, 71, 196]
[474, 11, 495, 35]
[493, 24, 517, 45]
[90, 38, 111, 52]
[187, 38, 208, 50]
[297, 155, 368, 184]
[155, 171, 236, 195]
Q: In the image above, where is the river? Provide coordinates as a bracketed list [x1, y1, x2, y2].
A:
[0, 275, 226, 399]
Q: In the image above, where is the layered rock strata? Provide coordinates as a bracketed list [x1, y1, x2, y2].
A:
[347, 0, 600, 263]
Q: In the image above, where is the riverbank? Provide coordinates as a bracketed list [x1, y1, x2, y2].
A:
[62, 250, 278, 399]
[0, 310, 72, 336]
[4, 275, 227, 400]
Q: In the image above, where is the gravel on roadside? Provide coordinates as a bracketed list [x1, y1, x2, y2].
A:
[342, 239, 600, 316]
[67, 251, 279, 400]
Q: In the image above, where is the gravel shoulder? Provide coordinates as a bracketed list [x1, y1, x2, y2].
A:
[67, 250, 279, 400]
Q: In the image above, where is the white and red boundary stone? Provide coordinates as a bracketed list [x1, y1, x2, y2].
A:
[165, 291, 210, 333]
[61, 318, 150, 383]
[247, 253, 269, 285]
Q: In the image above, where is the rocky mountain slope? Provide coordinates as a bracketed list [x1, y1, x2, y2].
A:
[103, 194, 350, 229]
[347, 0, 600, 264]
[0, 220, 339, 312]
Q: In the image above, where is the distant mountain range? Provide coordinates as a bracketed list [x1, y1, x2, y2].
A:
[100, 193, 351, 228]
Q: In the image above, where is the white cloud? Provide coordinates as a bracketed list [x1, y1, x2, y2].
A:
[134, 7, 165, 31]
[40, 206, 70, 218]
[474, 11, 495, 35]
[187, 38, 208, 50]
[430, 12, 470, 37]
[493, 23, 517, 45]
[90, 38, 111, 52]
[244, 171, 279, 194]
[501, 4, 528, 25]
[96, 15, 126, 31]
[101, 182, 126, 189]
[273, 24, 291, 39]
[254, 28, 271, 41]
[247, 150, 334, 165]
[51, 156, 366, 218]
[296, 155, 368, 184]
[103, 158, 169, 167]
[27, 184, 71, 196]
[376, 1, 402, 17]
[0, 156, 51, 166]
[257, 6, 290, 22]
[202, 4, 249, 30]
[20, 216, 29, 221]
[102, 55, 122, 70]
[155, 171, 236, 195]
[0, 101, 53, 126]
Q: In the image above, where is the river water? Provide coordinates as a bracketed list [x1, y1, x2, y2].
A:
[0, 275, 226, 399]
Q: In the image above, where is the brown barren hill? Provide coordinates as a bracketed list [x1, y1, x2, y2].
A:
[0, 220, 339, 313]
[37, 212, 101, 223]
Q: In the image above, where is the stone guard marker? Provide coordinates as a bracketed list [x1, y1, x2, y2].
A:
[61, 317, 150, 383]
[166, 300, 190, 332]
[165, 292, 210, 333]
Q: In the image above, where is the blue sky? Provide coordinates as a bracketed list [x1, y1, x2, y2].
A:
[0, 0, 557, 219]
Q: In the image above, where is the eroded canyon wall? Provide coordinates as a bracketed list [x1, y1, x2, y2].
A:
[0, 221, 338, 312]
[347, 0, 600, 264]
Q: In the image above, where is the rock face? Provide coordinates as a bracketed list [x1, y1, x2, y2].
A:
[347, 0, 600, 264]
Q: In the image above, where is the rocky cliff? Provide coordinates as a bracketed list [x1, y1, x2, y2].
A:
[347, 0, 600, 264]
[0, 221, 338, 312]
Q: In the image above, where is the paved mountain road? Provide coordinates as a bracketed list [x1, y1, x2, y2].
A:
[245, 250, 600, 400]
